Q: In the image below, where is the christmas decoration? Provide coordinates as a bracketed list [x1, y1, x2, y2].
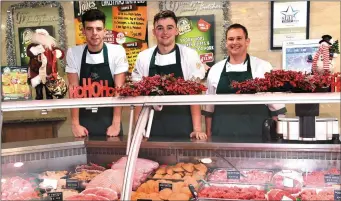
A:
[27, 29, 67, 99]
[117, 74, 207, 97]
[6, 1, 67, 68]
[312, 35, 339, 73]
[231, 70, 341, 94]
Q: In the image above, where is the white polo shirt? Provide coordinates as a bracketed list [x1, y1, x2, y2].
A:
[204, 56, 286, 115]
[65, 42, 129, 78]
[131, 44, 206, 81]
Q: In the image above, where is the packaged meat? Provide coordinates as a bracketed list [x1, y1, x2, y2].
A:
[297, 187, 336, 201]
[207, 168, 273, 185]
[303, 168, 341, 187]
[198, 182, 266, 200]
[1, 176, 40, 201]
[271, 170, 303, 194]
[266, 189, 296, 201]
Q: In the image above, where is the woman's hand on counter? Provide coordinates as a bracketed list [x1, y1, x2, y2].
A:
[190, 131, 208, 140]
[106, 122, 121, 137]
[72, 124, 88, 137]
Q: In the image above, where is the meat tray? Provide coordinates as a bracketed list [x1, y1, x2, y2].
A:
[302, 168, 341, 187]
[206, 168, 274, 185]
[197, 182, 267, 201]
[296, 187, 337, 201]
[148, 163, 208, 182]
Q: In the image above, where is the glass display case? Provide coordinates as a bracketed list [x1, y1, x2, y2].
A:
[1, 93, 340, 201]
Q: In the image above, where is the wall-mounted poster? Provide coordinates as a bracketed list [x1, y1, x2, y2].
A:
[270, 1, 310, 50]
[74, 1, 148, 73]
[282, 39, 320, 73]
[175, 15, 215, 68]
[18, 26, 55, 66]
[1, 66, 31, 101]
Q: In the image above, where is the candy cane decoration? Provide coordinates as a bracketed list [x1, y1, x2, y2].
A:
[312, 42, 330, 73]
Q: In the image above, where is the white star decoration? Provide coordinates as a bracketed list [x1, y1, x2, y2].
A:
[281, 5, 299, 18]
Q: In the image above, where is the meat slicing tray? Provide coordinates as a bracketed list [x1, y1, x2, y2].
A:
[206, 168, 274, 185]
[197, 182, 267, 201]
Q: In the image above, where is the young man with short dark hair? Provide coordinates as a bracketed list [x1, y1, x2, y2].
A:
[132, 10, 207, 140]
[66, 9, 128, 137]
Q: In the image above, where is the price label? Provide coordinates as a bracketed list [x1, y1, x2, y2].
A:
[66, 179, 79, 189]
[283, 178, 294, 188]
[227, 171, 240, 180]
[159, 182, 172, 191]
[47, 192, 63, 201]
[335, 190, 341, 201]
[324, 174, 340, 184]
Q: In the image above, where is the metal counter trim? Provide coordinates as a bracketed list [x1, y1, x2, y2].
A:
[85, 137, 341, 152]
[2, 137, 85, 156]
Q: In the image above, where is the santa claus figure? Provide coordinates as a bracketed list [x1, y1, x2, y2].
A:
[312, 35, 339, 74]
[27, 29, 66, 99]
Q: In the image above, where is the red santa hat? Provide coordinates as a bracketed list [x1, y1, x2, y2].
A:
[30, 28, 56, 50]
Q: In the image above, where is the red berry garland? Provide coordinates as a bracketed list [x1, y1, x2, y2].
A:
[231, 70, 341, 94]
[117, 74, 207, 97]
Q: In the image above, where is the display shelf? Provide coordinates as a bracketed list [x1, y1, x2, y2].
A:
[0, 96, 146, 112]
[1, 92, 340, 112]
[144, 92, 341, 106]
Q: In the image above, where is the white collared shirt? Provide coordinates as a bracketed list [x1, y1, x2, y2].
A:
[131, 44, 206, 81]
[65, 42, 129, 78]
[204, 56, 286, 115]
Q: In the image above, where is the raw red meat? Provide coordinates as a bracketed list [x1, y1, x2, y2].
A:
[298, 188, 335, 201]
[82, 187, 118, 200]
[198, 186, 266, 200]
[272, 174, 302, 194]
[111, 157, 159, 174]
[110, 157, 159, 190]
[86, 169, 124, 194]
[66, 194, 109, 200]
[1, 176, 39, 201]
[208, 169, 272, 184]
[303, 168, 341, 186]
[267, 189, 296, 201]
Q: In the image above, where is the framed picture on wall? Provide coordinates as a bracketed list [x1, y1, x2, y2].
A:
[270, 1, 310, 50]
[282, 39, 319, 73]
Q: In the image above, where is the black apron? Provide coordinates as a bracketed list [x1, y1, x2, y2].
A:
[148, 45, 193, 137]
[79, 44, 123, 136]
[211, 54, 270, 140]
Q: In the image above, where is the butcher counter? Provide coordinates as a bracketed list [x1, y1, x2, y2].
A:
[2, 136, 341, 200]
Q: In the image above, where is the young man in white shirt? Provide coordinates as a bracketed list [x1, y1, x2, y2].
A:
[66, 9, 128, 137]
[203, 23, 286, 140]
[132, 10, 207, 140]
